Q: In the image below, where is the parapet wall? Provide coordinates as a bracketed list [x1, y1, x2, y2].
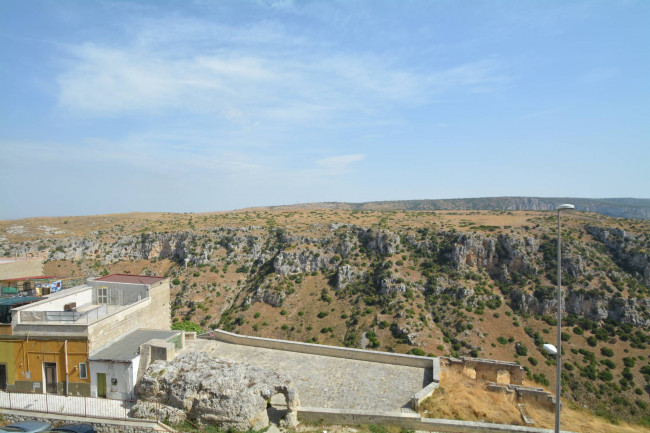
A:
[1, 409, 160, 433]
[200, 329, 434, 368]
[298, 407, 568, 433]
[486, 383, 556, 411]
[444, 356, 524, 385]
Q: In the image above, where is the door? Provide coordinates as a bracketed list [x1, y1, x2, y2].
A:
[44, 362, 57, 394]
[97, 372, 107, 398]
[0, 364, 6, 390]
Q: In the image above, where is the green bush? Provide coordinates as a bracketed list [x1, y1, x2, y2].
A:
[171, 321, 202, 333]
[598, 370, 613, 382]
[172, 278, 181, 285]
[528, 357, 538, 366]
[515, 343, 528, 356]
[573, 326, 584, 335]
[600, 359, 616, 370]
[600, 347, 614, 357]
[317, 311, 329, 318]
[409, 348, 426, 356]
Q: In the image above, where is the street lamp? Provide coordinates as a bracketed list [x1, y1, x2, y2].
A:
[553, 204, 574, 433]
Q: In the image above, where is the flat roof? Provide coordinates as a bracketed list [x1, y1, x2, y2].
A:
[90, 329, 180, 362]
[93, 274, 166, 285]
[0, 296, 42, 306]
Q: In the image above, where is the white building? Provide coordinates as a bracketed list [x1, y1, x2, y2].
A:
[89, 329, 182, 400]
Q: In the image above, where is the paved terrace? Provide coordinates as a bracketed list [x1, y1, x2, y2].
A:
[184, 339, 431, 412]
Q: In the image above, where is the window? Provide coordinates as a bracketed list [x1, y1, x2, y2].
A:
[79, 362, 88, 379]
[97, 287, 108, 304]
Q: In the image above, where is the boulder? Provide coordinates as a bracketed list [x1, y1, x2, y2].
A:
[134, 352, 300, 430]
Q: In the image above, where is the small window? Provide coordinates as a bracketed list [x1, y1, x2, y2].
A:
[79, 362, 88, 379]
[97, 287, 108, 304]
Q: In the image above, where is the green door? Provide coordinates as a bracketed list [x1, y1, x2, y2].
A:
[97, 373, 106, 398]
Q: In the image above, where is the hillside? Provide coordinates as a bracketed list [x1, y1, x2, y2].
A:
[269, 197, 650, 220]
[1, 208, 649, 428]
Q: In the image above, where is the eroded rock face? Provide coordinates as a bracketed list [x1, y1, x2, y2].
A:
[133, 352, 300, 430]
[509, 288, 650, 327]
[273, 250, 329, 276]
[586, 225, 650, 285]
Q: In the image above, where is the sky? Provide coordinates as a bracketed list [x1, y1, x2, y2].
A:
[1, 0, 649, 219]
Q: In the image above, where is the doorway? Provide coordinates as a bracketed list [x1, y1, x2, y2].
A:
[0, 364, 7, 390]
[43, 362, 57, 394]
[97, 372, 107, 398]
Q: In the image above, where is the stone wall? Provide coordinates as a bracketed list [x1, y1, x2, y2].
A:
[0, 409, 160, 433]
[87, 280, 170, 352]
[200, 329, 433, 368]
[298, 407, 564, 433]
[444, 357, 524, 385]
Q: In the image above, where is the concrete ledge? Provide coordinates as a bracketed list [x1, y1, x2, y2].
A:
[432, 357, 440, 382]
[411, 381, 439, 411]
[199, 329, 433, 368]
[298, 407, 575, 433]
[0, 408, 161, 433]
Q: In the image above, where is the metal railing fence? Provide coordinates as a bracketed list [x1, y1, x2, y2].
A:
[0, 390, 135, 420]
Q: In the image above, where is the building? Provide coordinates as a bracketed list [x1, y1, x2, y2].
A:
[0, 296, 42, 390]
[88, 329, 182, 399]
[0, 274, 171, 397]
[1, 276, 62, 297]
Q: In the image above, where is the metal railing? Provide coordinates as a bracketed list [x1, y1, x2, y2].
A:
[0, 390, 135, 420]
[0, 390, 206, 431]
[18, 305, 108, 324]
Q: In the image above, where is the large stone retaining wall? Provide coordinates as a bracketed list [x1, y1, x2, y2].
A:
[298, 407, 573, 433]
[0, 409, 162, 433]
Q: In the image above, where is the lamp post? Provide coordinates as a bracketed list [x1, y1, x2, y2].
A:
[554, 204, 574, 433]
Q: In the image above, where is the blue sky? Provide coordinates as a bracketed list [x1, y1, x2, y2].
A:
[1, 0, 648, 219]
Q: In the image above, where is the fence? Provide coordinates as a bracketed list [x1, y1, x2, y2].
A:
[0, 391, 135, 420]
[0, 391, 208, 432]
[17, 305, 108, 324]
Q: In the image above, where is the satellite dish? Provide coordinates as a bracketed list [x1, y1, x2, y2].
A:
[543, 343, 558, 356]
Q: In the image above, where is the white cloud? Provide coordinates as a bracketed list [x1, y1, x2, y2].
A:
[316, 154, 366, 171]
[55, 19, 507, 123]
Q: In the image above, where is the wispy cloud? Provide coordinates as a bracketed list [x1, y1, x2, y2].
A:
[55, 17, 507, 123]
[316, 154, 366, 171]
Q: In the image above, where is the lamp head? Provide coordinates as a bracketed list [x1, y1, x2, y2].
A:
[543, 343, 558, 356]
[555, 204, 575, 211]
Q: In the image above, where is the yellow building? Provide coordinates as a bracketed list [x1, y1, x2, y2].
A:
[0, 337, 90, 395]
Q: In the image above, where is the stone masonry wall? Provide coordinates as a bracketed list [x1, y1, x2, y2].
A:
[1, 412, 159, 433]
[444, 357, 524, 385]
[88, 281, 170, 352]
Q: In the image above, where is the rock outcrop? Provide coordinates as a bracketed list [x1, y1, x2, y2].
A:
[447, 233, 538, 281]
[586, 225, 650, 285]
[133, 352, 300, 429]
[510, 288, 650, 327]
[273, 250, 329, 276]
